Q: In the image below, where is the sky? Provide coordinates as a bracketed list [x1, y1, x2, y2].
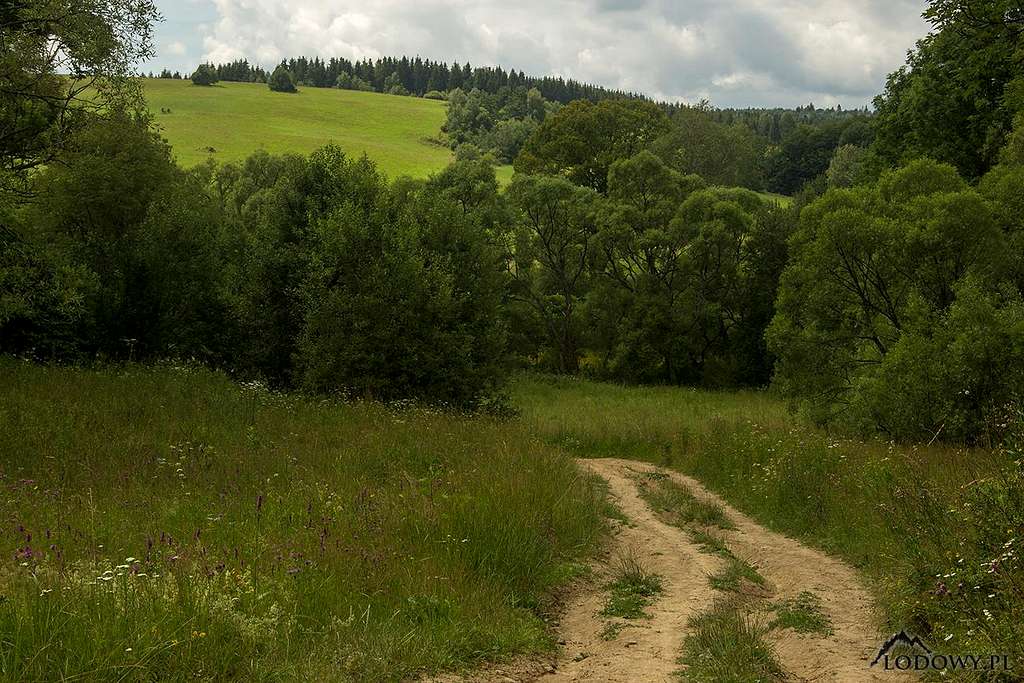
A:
[143, 0, 932, 109]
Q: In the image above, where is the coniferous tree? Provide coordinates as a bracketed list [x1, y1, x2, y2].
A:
[268, 64, 298, 93]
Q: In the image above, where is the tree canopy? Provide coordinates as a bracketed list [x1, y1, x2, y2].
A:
[515, 99, 671, 194]
[0, 0, 159, 195]
[268, 64, 298, 93]
[872, 0, 1024, 178]
[190, 63, 218, 86]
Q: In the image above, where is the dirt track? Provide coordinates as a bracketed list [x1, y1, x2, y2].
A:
[437, 458, 905, 682]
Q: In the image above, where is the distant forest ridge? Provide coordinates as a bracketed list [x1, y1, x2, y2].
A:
[165, 55, 871, 135]
[177, 55, 646, 105]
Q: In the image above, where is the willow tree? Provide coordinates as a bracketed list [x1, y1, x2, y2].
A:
[0, 0, 160, 196]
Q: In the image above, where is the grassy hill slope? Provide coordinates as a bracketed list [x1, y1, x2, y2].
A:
[143, 78, 455, 178]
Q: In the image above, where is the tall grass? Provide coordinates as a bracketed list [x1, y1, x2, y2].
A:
[0, 360, 606, 681]
[515, 374, 1024, 673]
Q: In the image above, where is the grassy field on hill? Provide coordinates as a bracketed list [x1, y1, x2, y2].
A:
[142, 78, 456, 178]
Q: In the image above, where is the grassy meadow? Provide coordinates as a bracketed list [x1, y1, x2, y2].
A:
[3, 361, 1019, 679]
[0, 361, 606, 681]
[514, 375, 1024, 668]
[753, 190, 793, 207]
[142, 78, 456, 178]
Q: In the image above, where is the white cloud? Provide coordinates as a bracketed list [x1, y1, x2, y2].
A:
[166, 40, 187, 56]
[155, 0, 930, 107]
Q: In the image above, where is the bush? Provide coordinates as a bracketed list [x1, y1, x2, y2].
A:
[268, 64, 297, 93]
[190, 64, 218, 86]
[296, 152, 507, 407]
[336, 73, 373, 91]
[769, 159, 1019, 441]
[424, 90, 447, 100]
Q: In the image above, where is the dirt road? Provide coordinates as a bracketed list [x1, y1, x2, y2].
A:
[438, 458, 904, 682]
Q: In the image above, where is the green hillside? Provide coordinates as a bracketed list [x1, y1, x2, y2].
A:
[142, 78, 455, 178]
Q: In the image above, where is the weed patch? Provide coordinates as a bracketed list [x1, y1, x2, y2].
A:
[688, 529, 733, 558]
[709, 557, 767, 593]
[770, 592, 833, 636]
[678, 598, 784, 682]
[634, 473, 734, 530]
[600, 551, 664, 619]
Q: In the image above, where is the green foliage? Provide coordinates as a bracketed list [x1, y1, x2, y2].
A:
[0, 361, 607, 680]
[424, 157, 505, 230]
[765, 118, 870, 194]
[296, 150, 507, 406]
[23, 109, 186, 357]
[824, 144, 868, 188]
[505, 174, 600, 374]
[443, 87, 550, 163]
[190, 63, 219, 86]
[769, 158, 1018, 441]
[653, 105, 766, 189]
[383, 71, 409, 96]
[588, 153, 788, 385]
[515, 99, 671, 194]
[268, 64, 298, 93]
[335, 72, 374, 91]
[0, 221, 96, 357]
[872, 0, 1024, 178]
[7, 121, 509, 405]
[0, 0, 159, 193]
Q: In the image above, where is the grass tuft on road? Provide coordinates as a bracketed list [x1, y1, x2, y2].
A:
[600, 550, 663, 619]
[634, 472, 734, 530]
[678, 598, 785, 682]
[770, 592, 833, 636]
[709, 557, 767, 594]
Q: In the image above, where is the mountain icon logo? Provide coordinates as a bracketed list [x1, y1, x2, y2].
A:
[870, 630, 933, 667]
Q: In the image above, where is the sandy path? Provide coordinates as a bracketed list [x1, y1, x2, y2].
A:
[646, 460, 902, 682]
[537, 460, 726, 682]
[542, 459, 903, 682]
[433, 458, 904, 682]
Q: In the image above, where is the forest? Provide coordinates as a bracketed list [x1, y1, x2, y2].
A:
[3, 0, 1023, 444]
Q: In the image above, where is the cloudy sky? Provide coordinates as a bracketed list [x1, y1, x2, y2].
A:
[144, 0, 931, 108]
